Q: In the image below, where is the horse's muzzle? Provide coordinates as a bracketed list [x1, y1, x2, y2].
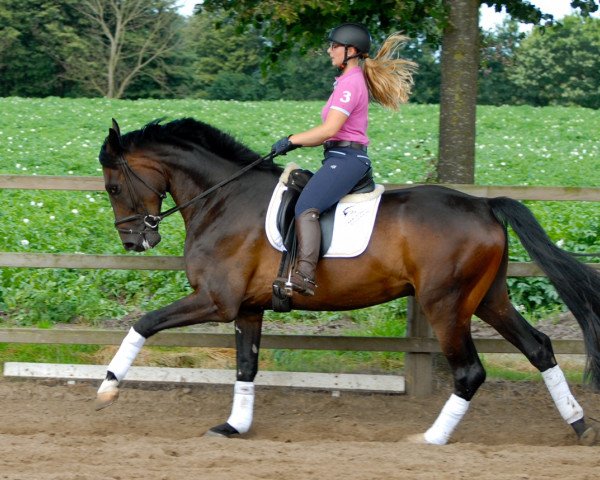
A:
[120, 229, 161, 252]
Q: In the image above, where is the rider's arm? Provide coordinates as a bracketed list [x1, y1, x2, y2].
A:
[288, 109, 348, 147]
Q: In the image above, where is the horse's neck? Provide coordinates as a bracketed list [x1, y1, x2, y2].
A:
[165, 153, 276, 223]
[165, 152, 229, 202]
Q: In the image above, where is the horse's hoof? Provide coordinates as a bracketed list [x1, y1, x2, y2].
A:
[405, 433, 429, 445]
[95, 389, 119, 411]
[578, 426, 598, 446]
[204, 423, 240, 438]
[203, 429, 230, 438]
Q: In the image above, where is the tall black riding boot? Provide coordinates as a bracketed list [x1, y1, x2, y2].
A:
[289, 208, 321, 296]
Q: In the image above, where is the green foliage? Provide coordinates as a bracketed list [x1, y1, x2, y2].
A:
[0, 0, 80, 96]
[504, 200, 600, 317]
[62, 0, 184, 98]
[207, 72, 264, 100]
[475, 105, 600, 186]
[403, 37, 441, 104]
[510, 16, 600, 108]
[184, 8, 336, 100]
[266, 348, 405, 374]
[0, 0, 188, 99]
[184, 9, 263, 97]
[267, 303, 407, 374]
[479, 353, 584, 383]
[482, 0, 598, 26]
[1, 1, 599, 106]
[203, 0, 447, 57]
[259, 51, 334, 101]
[0, 343, 102, 364]
[478, 19, 525, 105]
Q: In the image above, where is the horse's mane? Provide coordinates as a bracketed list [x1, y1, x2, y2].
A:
[101, 117, 280, 172]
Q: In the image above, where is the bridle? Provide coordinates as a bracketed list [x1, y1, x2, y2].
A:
[112, 151, 276, 235]
[113, 156, 166, 234]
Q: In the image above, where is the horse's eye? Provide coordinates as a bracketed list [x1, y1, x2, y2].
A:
[106, 185, 121, 196]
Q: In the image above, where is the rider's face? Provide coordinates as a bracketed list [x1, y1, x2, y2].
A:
[328, 42, 347, 68]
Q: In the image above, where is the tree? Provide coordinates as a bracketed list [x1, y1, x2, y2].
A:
[202, 0, 599, 183]
[478, 19, 524, 105]
[435, 0, 595, 182]
[203, 1, 447, 53]
[433, 0, 599, 182]
[260, 49, 336, 101]
[403, 37, 442, 104]
[65, 0, 182, 98]
[510, 15, 600, 109]
[183, 8, 263, 98]
[182, 7, 338, 100]
[0, 0, 83, 96]
[437, 0, 479, 183]
[0, 6, 19, 70]
[0, 0, 191, 98]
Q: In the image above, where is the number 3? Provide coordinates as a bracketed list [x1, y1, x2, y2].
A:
[340, 90, 351, 103]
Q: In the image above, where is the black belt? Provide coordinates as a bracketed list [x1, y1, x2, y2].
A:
[323, 140, 368, 152]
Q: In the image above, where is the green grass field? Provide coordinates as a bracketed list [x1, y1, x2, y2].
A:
[1, 97, 599, 184]
[0, 97, 599, 376]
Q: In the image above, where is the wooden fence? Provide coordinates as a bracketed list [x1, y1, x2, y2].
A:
[1, 175, 599, 396]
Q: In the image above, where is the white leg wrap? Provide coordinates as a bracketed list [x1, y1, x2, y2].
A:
[106, 327, 146, 382]
[226, 381, 255, 434]
[424, 394, 470, 445]
[542, 365, 584, 424]
[97, 377, 119, 395]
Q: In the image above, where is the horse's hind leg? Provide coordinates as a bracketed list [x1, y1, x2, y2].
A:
[413, 297, 487, 445]
[205, 312, 263, 438]
[476, 284, 597, 445]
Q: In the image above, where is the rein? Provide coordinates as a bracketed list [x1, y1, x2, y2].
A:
[113, 151, 276, 233]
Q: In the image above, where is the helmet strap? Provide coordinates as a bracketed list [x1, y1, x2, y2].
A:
[340, 45, 362, 70]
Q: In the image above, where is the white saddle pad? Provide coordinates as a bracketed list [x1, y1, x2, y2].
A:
[265, 165, 384, 258]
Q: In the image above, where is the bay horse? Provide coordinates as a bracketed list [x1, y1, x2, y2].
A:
[96, 117, 600, 445]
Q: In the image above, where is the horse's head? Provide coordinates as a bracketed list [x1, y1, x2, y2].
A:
[99, 119, 166, 252]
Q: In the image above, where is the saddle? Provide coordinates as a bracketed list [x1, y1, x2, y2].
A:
[272, 167, 375, 312]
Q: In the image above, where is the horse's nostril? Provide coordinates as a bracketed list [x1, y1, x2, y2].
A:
[123, 242, 136, 251]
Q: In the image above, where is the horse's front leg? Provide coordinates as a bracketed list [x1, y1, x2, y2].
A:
[95, 292, 220, 410]
[205, 312, 263, 437]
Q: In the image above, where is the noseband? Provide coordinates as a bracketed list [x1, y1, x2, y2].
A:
[112, 151, 276, 235]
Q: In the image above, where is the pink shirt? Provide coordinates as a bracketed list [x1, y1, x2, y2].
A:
[321, 66, 369, 145]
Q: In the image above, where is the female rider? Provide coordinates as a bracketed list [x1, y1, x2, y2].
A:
[271, 23, 416, 296]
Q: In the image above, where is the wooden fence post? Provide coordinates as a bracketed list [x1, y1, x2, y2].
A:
[404, 296, 433, 396]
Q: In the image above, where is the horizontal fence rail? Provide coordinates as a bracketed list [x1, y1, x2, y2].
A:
[1, 251, 599, 278]
[3, 174, 600, 201]
[1, 175, 598, 394]
[0, 328, 586, 355]
[1, 252, 599, 275]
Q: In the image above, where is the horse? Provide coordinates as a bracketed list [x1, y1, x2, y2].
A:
[95, 117, 600, 445]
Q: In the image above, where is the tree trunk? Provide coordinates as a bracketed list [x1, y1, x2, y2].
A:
[437, 0, 480, 184]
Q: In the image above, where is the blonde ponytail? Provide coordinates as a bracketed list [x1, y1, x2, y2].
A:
[362, 33, 417, 110]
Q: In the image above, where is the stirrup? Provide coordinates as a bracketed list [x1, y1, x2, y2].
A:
[272, 277, 297, 298]
[272, 277, 292, 298]
[289, 271, 317, 297]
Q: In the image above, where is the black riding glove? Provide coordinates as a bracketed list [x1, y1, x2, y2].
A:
[271, 136, 300, 156]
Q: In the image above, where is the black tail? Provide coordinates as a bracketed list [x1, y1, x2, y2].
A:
[489, 196, 600, 390]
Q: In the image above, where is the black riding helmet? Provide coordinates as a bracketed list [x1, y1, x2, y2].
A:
[328, 23, 371, 67]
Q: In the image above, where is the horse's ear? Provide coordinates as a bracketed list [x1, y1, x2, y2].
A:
[111, 118, 121, 137]
[107, 119, 123, 155]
